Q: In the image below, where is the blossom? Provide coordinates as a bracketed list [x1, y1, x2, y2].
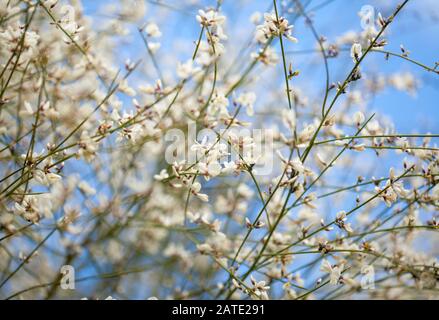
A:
[177, 60, 200, 79]
[58, 5, 84, 42]
[78, 131, 99, 162]
[353, 111, 365, 127]
[350, 42, 363, 63]
[255, 13, 298, 44]
[154, 169, 169, 181]
[335, 211, 353, 233]
[197, 243, 213, 254]
[251, 46, 279, 66]
[282, 109, 296, 131]
[250, 12, 262, 25]
[0, 25, 39, 64]
[376, 168, 410, 207]
[44, 0, 59, 8]
[0, 0, 15, 18]
[210, 92, 229, 116]
[320, 259, 344, 285]
[197, 161, 222, 181]
[196, 9, 226, 28]
[250, 276, 270, 299]
[297, 124, 316, 146]
[389, 72, 418, 96]
[78, 181, 96, 196]
[33, 168, 61, 186]
[144, 22, 162, 38]
[119, 0, 146, 22]
[236, 92, 256, 116]
[190, 181, 209, 202]
[148, 42, 160, 53]
[227, 133, 255, 155]
[222, 161, 239, 175]
[14, 195, 52, 223]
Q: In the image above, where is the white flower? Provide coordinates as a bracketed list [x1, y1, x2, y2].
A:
[227, 133, 254, 149]
[242, 151, 260, 166]
[0, 26, 39, 63]
[297, 124, 316, 145]
[144, 22, 162, 38]
[351, 143, 365, 152]
[14, 197, 40, 223]
[20, 101, 35, 117]
[78, 131, 99, 162]
[198, 161, 222, 181]
[139, 79, 163, 95]
[59, 5, 84, 42]
[190, 181, 209, 202]
[250, 275, 270, 300]
[177, 60, 200, 79]
[196, 9, 226, 28]
[389, 72, 418, 96]
[191, 136, 212, 158]
[320, 259, 344, 285]
[255, 13, 298, 44]
[353, 111, 365, 127]
[376, 169, 409, 207]
[251, 46, 279, 66]
[78, 181, 96, 196]
[335, 211, 353, 233]
[250, 11, 262, 25]
[197, 243, 213, 254]
[119, 0, 146, 21]
[44, 0, 59, 8]
[148, 42, 161, 53]
[14, 195, 53, 223]
[222, 161, 238, 175]
[33, 169, 61, 186]
[350, 42, 362, 63]
[282, 109, 296, 131]
[32, 156, 62, 186]
[196, 193, 209, 202]
[210, 92, 229, 116]
[236, 92, 256, 116]
[237, 183, 254, 199]
[0, 0, 13, 17]
[154, 169, 169, 181]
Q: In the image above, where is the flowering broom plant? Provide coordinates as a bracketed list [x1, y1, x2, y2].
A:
[0, 0, 438, 300]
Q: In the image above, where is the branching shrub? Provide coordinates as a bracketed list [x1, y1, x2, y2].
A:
[0, 0, 438, 300]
